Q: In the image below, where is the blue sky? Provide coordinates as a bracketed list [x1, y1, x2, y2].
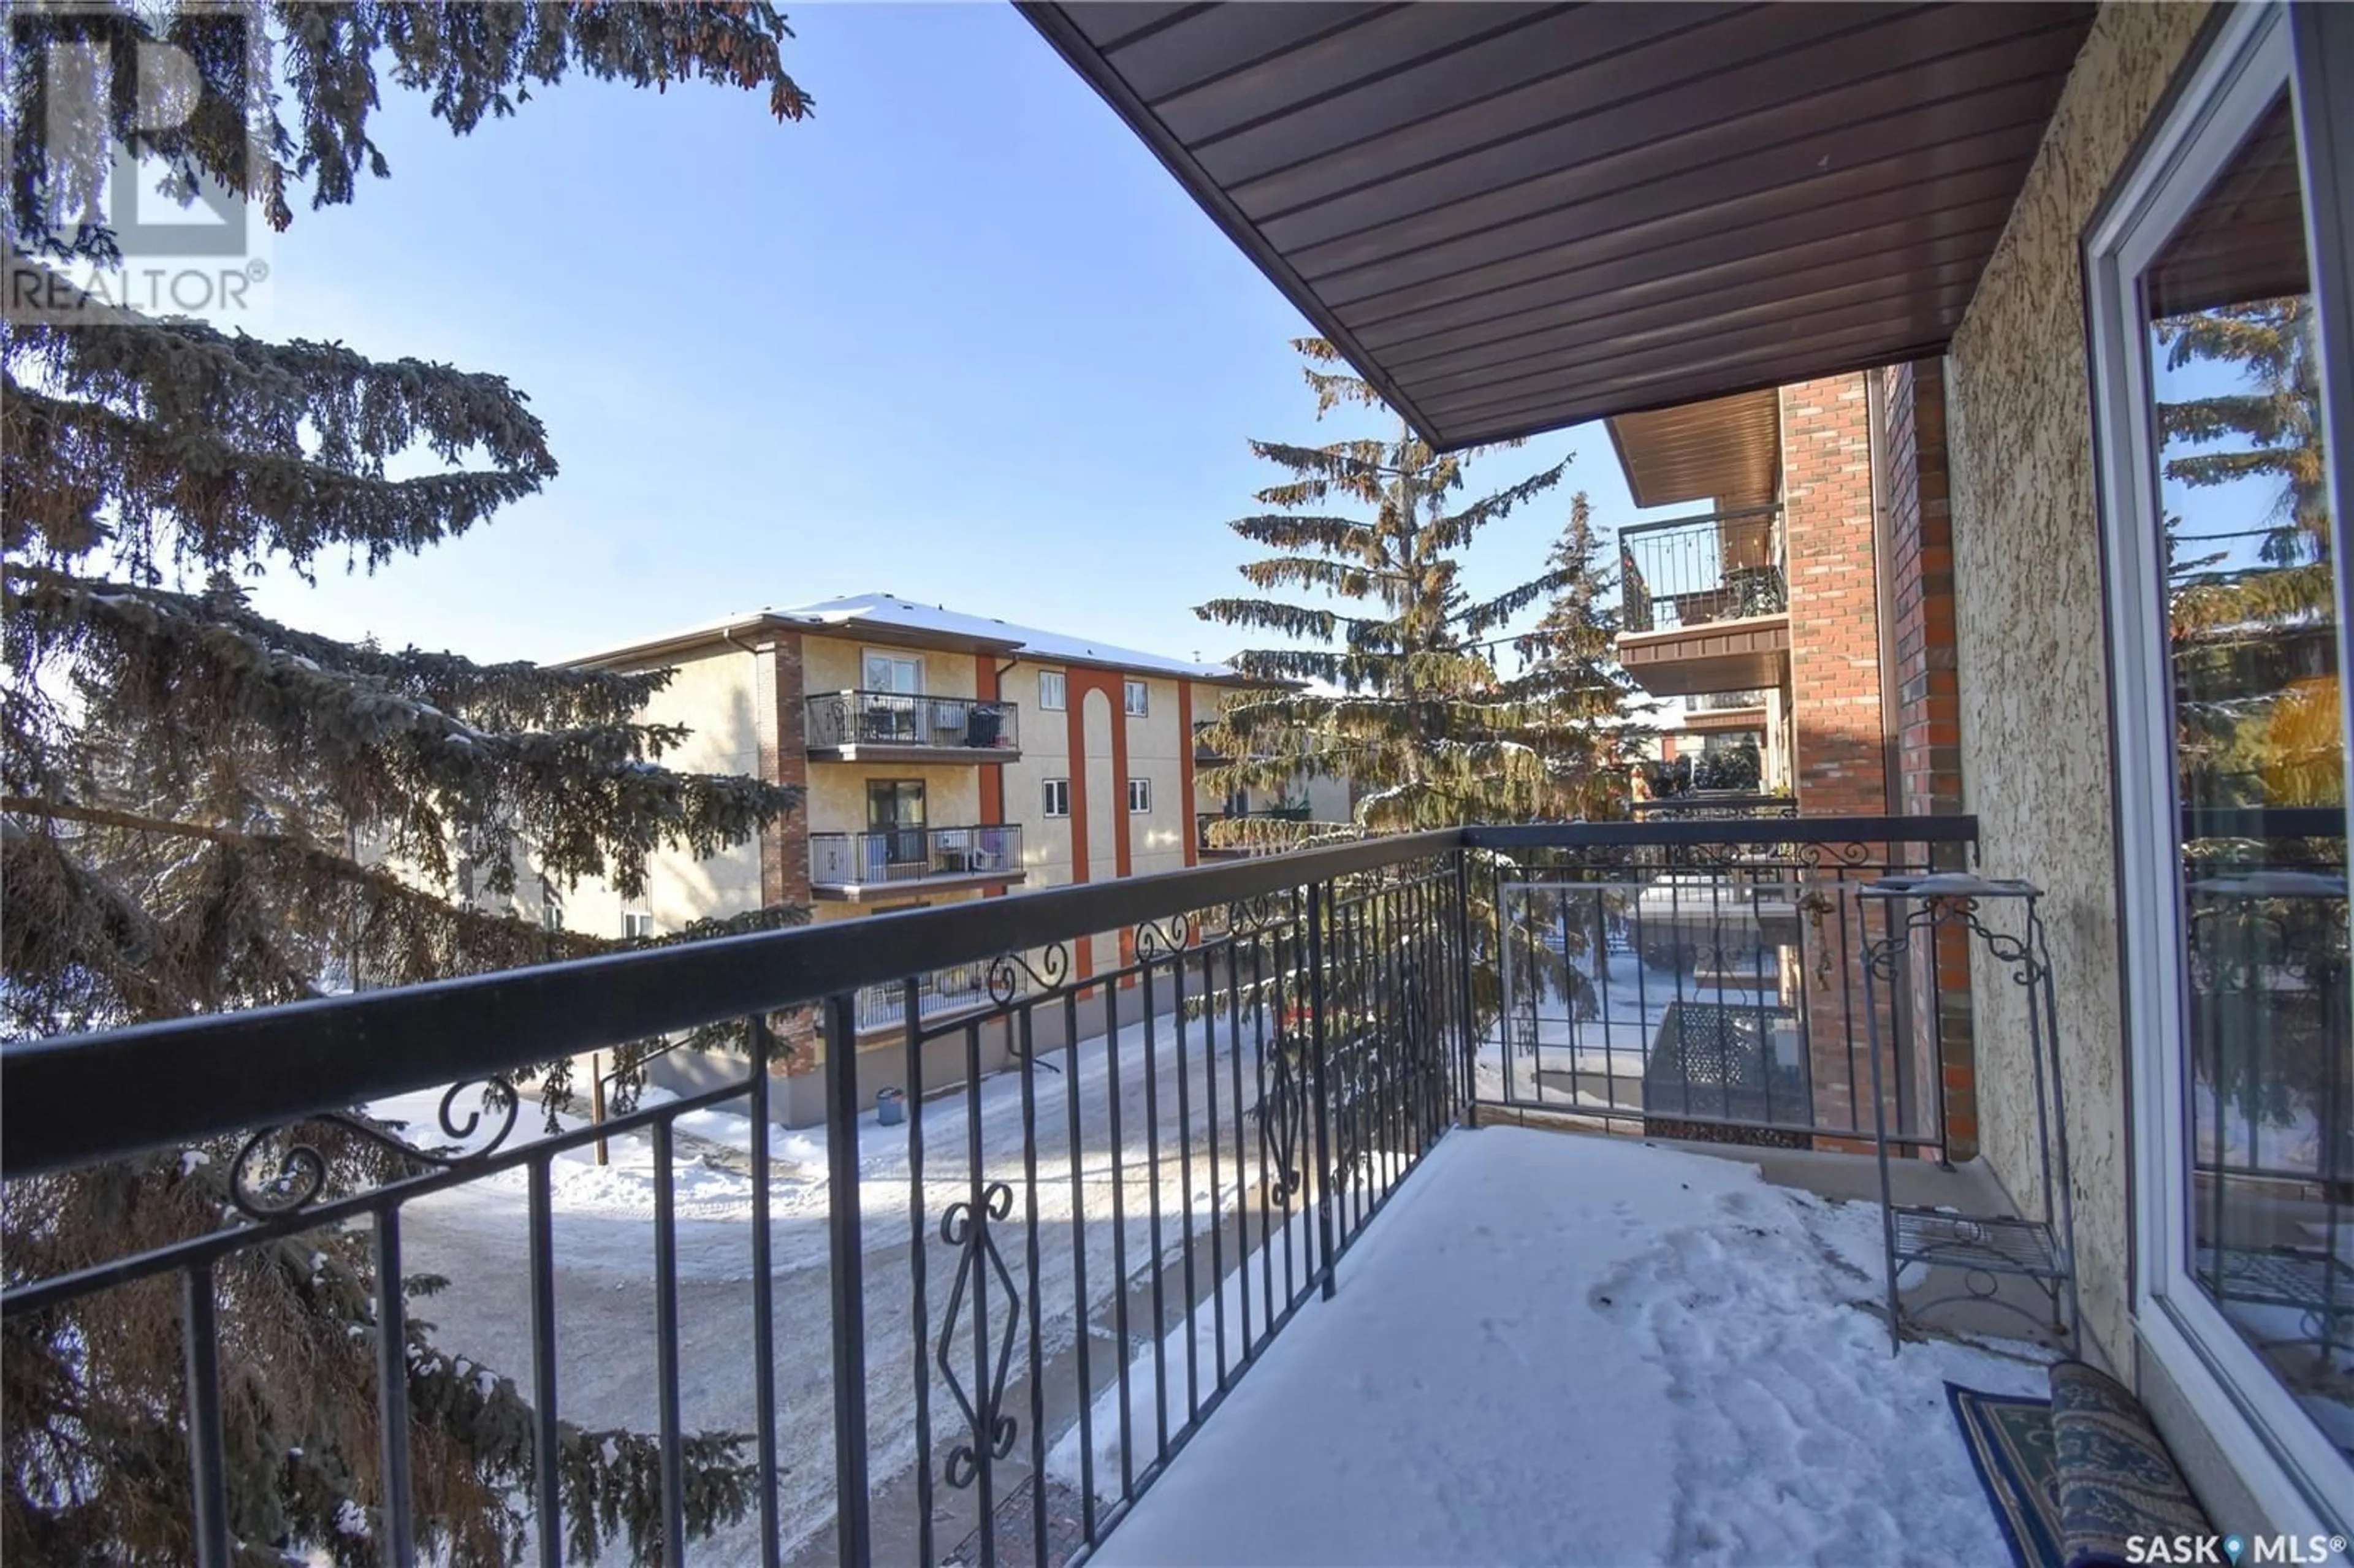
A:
[242, 2, 1679, 669]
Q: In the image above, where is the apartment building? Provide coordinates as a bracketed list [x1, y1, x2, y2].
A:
[1611, 375, 1943, 826]
[531, 593, 1261, 1111]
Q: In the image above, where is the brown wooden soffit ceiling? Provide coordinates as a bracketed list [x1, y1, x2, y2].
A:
[1022, 1, 2097, 451]
[1607, 388, 1781, 510]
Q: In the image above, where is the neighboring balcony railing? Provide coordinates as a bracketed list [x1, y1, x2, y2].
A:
[810, 824, 1023, 889]
[1620, 507, 1786, 634]
[1630, 793, 1797, 820]
[854, 959, 996, 1032]
[5, 812, 1989, 1568]
[806, 690, 1019, 755]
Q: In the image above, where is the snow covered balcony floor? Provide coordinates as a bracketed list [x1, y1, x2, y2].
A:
[1088, 1125, 2057, 1568]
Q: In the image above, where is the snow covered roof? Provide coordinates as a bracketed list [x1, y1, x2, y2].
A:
[562, 592, 1257, 683]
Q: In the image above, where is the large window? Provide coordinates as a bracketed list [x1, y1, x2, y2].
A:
[1038, 670, 1065, 710]
[862, 649, 921, 695]
[1124, 679, 1149, 716]
[2090, 3, 2353, 1525]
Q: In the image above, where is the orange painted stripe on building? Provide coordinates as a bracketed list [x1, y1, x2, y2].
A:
[976, 654, 1007, 897]
[1065, 675, 1092, 978]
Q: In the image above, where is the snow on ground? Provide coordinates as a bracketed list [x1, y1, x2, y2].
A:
[1087, 1128, 2050, 1568]
[1477, 929, 1783, 1111]
[381, 1003, 1279, 1562]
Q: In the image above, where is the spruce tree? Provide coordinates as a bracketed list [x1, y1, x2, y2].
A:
[4, 6, 813, 1561]
[2157, 294, 2337, 807]
[1195, 337, 1633, 1033]
[1196, 338, 1607, 831]
[1498, 493, 1645, 821]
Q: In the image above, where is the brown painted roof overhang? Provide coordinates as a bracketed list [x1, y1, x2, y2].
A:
[1607, 389, 1782, 509]
[1023, 1, 2097, 450]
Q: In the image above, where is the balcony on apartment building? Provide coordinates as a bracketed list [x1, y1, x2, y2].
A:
[20, 810, 2208, 1568]
[1617, 507, 1791, 698]
[804, 690, 1020, 764]
[808, 823, 1024, 899]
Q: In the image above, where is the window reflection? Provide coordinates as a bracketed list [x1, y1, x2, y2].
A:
[2150, 93, 2353, 1459]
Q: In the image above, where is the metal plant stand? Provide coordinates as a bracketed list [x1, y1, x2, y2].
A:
[1859, 874, 2081, 1355]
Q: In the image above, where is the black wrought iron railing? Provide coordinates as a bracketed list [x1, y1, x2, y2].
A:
[1, 815, 1976, 1568]
[1619, 507, 1786, 634]
[1630, 793, 1798, 820]
[811, 824, 1023, 888]
[806, 690, 1018, 753]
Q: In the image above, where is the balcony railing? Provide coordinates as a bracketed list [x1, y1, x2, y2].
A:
[1629, 792, 1797, 820]
[855, 959, 996, 1032]
[806, 690, 1018, 755]
[1620, 507, 1786, 634]
[810, 824, 1023, 888]
[5, 813, 1991, 1568]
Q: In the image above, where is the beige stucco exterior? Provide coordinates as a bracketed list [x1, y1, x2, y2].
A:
[1002, 660, 1078, 890]
[536, 642, 768, 940]
[1943, 1, 2214, 1372]
[1126, 674, 1190, 878]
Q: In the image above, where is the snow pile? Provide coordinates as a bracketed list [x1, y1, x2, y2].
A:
[1084, 1129, 2047, 1568]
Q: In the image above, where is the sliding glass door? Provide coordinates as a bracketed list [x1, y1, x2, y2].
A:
[2090, 2, 2354, 1531]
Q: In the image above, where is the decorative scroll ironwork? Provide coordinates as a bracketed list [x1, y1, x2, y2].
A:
[1132, 916, 1192, 960]
[1259, 1033, 1309, 1206]
[936, 1180, 1020, 1489]
[1862, 896, 2044, 986]
[228, 1079, 520, 1220]
[986, 942, 1068, 1008]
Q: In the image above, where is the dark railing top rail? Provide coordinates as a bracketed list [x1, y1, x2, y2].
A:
[1462, 814, 1975, 850]
[1, 816, 1978, 1179]
[1615, 501, 1782, 541]
[0, 828, 1453, 1177]
[1628, 793, 1795, 817]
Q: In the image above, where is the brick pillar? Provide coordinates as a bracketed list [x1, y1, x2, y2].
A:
[1783, 373, 1889, 818]
[1882, 359, 1978, 1160]
[755, 631, 811, 910]
[754, 631, 817, 1070]
[1782, 373, 1891, 1146]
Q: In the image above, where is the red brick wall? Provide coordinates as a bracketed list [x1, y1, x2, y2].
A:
[1781, 373, 1890, 1146]
[1782, 373, 1889, 818]
[754, 631, 815, 1060]
[1881, 359, 1978, 1159]
[755, 630, 810, 910]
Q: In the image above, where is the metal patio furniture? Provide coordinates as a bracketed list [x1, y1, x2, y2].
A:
[1861, 873, 2081, 1355]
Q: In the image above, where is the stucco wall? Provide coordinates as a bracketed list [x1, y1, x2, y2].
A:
[1004, 660, 1076, 889]
[802, 634, 979, 701]
[1126, 674, 1190, 877]
[803, 764, 982, 841]
[1943, 0, 2211, 1369]
[554, 644, 768, 938]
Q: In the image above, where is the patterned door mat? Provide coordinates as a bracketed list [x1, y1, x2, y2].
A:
[1949, 1382, 2064, 1568]
[1949, 1363, 2214, 1568]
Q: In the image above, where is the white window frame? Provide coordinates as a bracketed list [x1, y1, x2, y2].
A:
[1127, 778, 1151, 814]
[2087, 1, 2353, 1533]
[862, 648, 923, 696]
[1124, 678, 1149, 717]
[622, 910, 654, 940]
[1042, 778, 1070, 818]
[1038, 670, 1066, 711]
